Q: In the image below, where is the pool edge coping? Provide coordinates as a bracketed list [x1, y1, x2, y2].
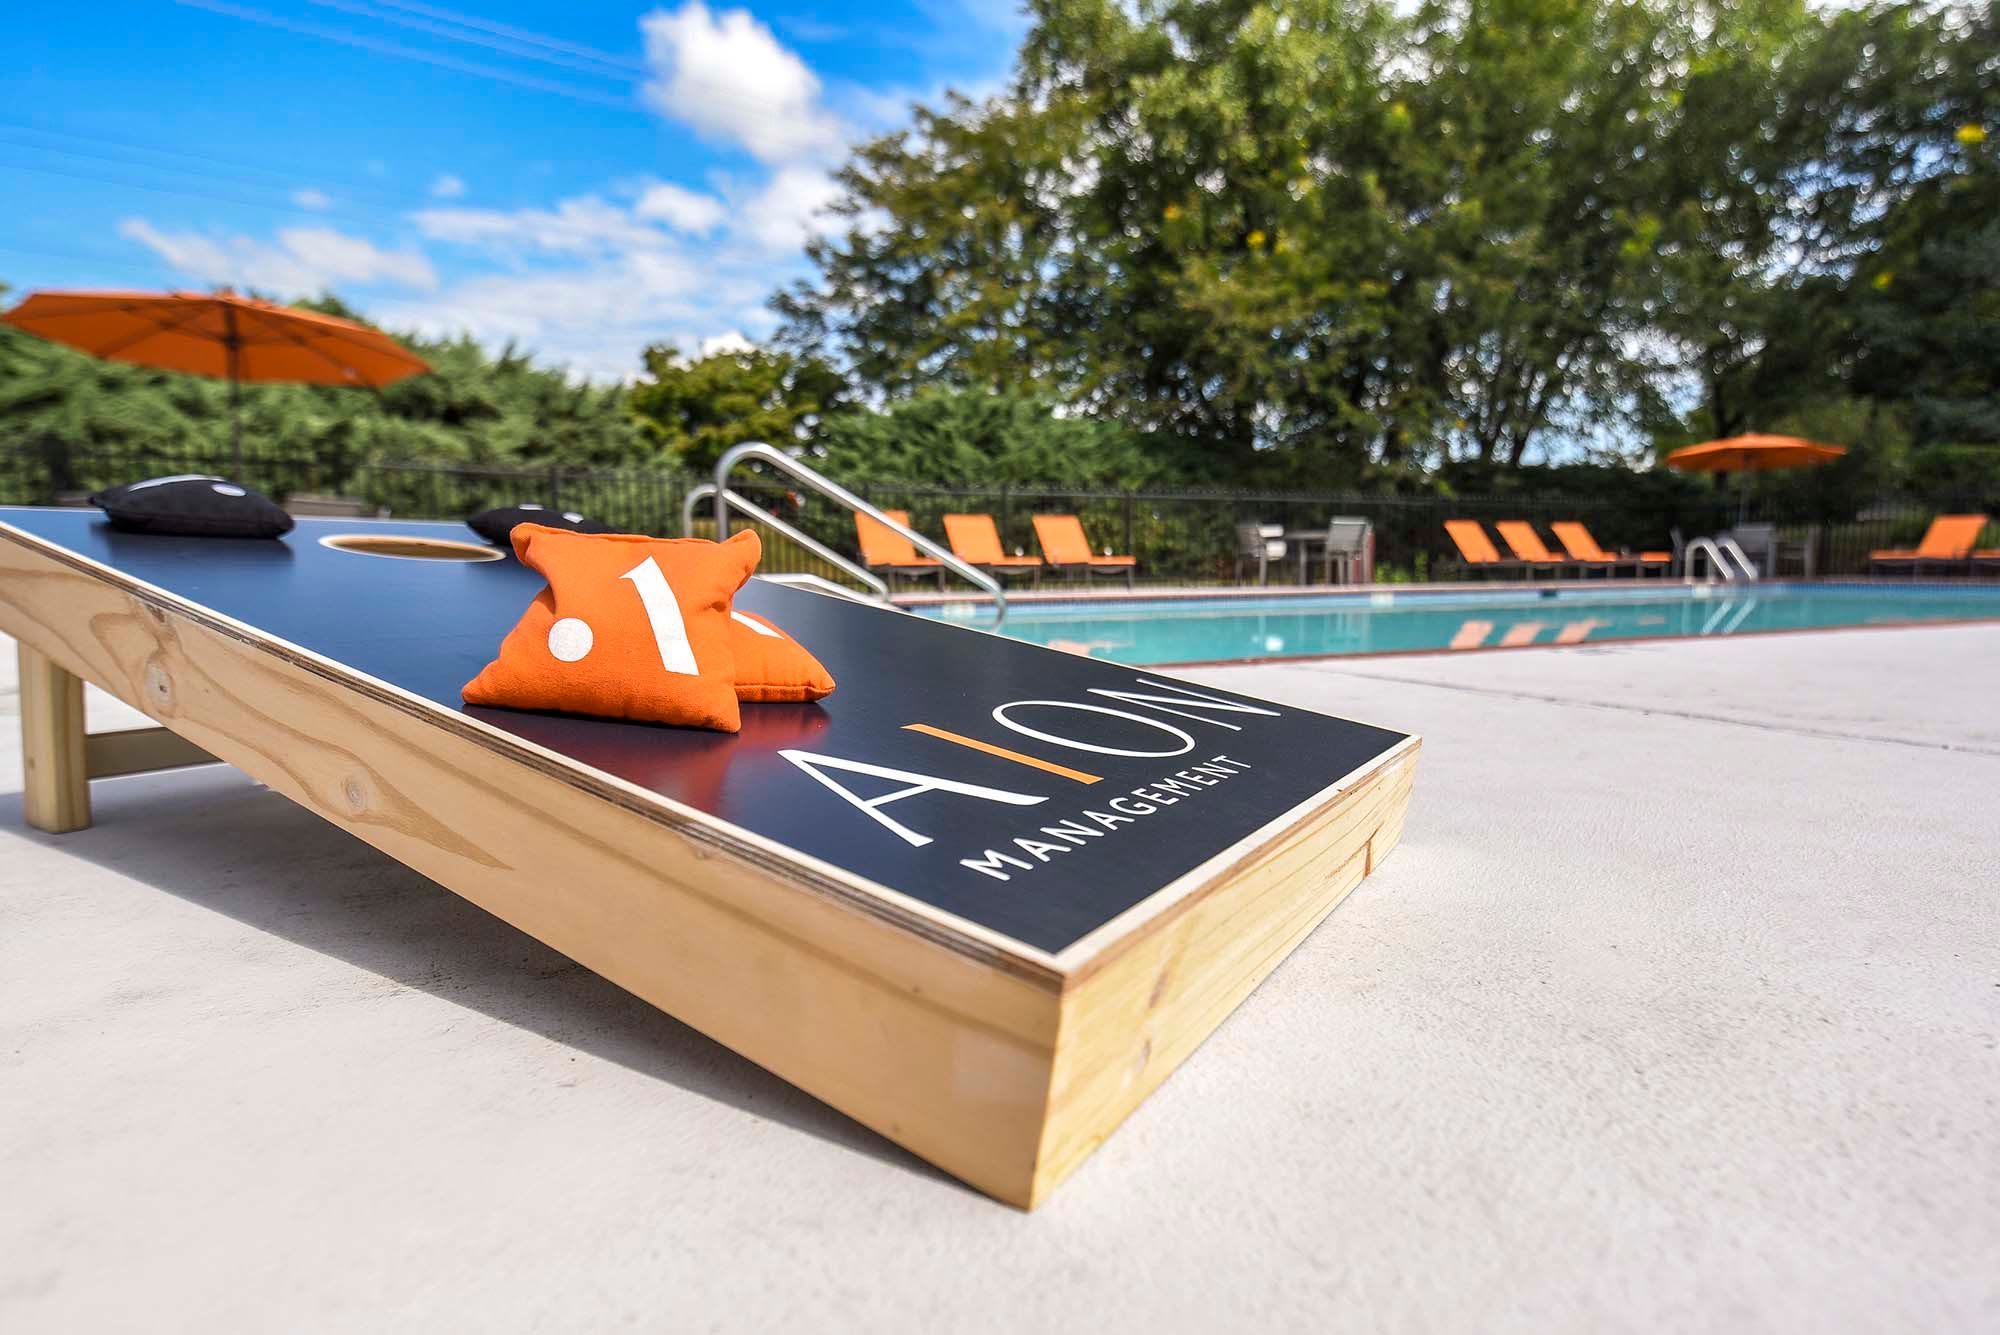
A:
[1143, 613, 2000, 669]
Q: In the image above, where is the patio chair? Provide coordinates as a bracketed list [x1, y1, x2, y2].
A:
[855, 509, 947, 589]
[1550, 521, 1671, 578]
[1031, 514, 1136, 587]
[942, 513, 1043, 584]
[1236, 523, 1287, 584]
[1493, 521, 1575, 577]
[1321, 517, 1372, 584]
[1724, 524, 1780, 578]
[1871, 514, 1990, 576]
[1442, 520, 1529, 579]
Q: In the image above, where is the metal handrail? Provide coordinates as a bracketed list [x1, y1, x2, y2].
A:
[681, 482, 890, 601]
[713, 442, 1007, 628]
[1716, 536, 1759, 580]
[1684, 536, 1759, 584]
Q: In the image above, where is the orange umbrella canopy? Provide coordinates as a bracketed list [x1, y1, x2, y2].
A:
[1665, 433, 1847, 473]
[3, 289, 431, 473]
[1, 289, 429, 387]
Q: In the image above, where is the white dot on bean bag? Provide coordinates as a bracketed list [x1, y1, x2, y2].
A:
[547, 617, 594, 662]
[211, 483, 246, 497]
[563, 511, 584, 523]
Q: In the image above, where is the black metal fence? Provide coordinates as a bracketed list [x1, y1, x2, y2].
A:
[4, 439, 1992, 585]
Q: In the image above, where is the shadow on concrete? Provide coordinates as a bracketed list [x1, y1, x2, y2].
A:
[0, 765, 954, 1189]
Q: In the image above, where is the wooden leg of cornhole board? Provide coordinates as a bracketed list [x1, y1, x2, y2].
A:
[19, 642, 90, 833]
[17, 641, 221, 833]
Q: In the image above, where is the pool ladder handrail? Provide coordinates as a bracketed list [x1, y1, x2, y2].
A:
[707, 442, 1008, 630]
[1684, 536, 1759, 584]
[681, 481, 891, 602]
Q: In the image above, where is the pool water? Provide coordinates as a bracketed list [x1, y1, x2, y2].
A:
[919, 583, 2000, 665]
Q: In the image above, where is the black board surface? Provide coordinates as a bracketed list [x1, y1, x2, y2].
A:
[2, 510, 1407, 953]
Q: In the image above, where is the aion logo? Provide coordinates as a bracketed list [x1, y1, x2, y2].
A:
[777, 676, 1279, 858]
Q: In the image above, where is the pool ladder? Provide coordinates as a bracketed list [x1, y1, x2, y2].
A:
[681, 441, 1008, 629]
[1683, 536, 1759, 584]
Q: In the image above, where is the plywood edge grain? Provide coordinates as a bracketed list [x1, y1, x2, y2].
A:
[1027, 743, 1418, 1204]
[1053, 734, 1422, 982]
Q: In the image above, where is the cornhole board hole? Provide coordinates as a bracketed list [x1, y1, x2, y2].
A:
[0, 508, 1419, 1208]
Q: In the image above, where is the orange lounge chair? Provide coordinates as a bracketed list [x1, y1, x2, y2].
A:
[1871, 514, 1990, 575]
[1550, 521, 1672, 577]
[1031, 514, 1137, 587]
[1443, 520, 1530, 578]
[855, 509, 946, 588]
[1494, 521, 1575, 577]
[942, 513, 1043, 583]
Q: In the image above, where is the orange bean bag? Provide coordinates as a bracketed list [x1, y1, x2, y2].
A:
[464, 525, 761, 732]
[729, 609, 835, 702]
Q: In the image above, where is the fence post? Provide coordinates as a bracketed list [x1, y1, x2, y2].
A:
[1123, 492, 1135, 559]
[548, 464, 561, 510]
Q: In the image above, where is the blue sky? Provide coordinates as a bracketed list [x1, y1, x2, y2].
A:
[3, 0, 1028, 378]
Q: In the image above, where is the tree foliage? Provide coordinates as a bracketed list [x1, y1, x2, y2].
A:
[778, 0, 1999, 488]
[0, 286, 649, 483]
[811, 389, 1210, 486]
[627, 342, 849, 474]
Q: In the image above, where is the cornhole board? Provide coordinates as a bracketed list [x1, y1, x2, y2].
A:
[0, 508, 1419, 1208]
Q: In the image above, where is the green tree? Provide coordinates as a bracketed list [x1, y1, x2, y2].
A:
[626, 343, 849, 474]
[1840, 4, 1999, 455]
[1394, 0, 1713, 467]
[811, 388, 1203, 486]
[780, 0, 1827, 478]
[0, 285, 650, 498]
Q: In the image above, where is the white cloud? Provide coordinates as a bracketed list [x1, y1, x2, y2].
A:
[640, 2, 842, 164]
[430, 174, 467, 199]
[118, 219, 438, 294]
[412, 195, 670, 256]
[736, 164, 843, 253]
[291, 187, 333, 211]
[376, 250, 714, 380]
[700, 331, 756, 356]
[634, 181, 728, 234]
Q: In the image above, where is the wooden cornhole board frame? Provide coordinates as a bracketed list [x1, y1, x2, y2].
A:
[0, 509, 1419, 1208]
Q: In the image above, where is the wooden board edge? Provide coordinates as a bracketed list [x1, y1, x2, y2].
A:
[0, 528, 1067, 1205]
[1027, 742, 1419, 1204]
[1052, 733, 1422, 984]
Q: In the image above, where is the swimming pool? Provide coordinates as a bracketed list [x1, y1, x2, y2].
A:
[916, 582, 2000, 665]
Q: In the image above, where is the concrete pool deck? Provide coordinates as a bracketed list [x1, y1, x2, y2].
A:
[2, 625, 1995, 1330]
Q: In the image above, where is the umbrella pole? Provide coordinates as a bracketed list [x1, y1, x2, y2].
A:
[229, 374, 242, 477]
[225, 305, 243, 477]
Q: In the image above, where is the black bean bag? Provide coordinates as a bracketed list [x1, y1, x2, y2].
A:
[91, 475, 294, 538]
[467, 504, 618, 546]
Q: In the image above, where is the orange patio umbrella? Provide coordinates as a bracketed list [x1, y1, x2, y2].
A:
[1, 289, 431, 473]
[1666, 432, 1847, 521]
[1665, 433, 1847, 473]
